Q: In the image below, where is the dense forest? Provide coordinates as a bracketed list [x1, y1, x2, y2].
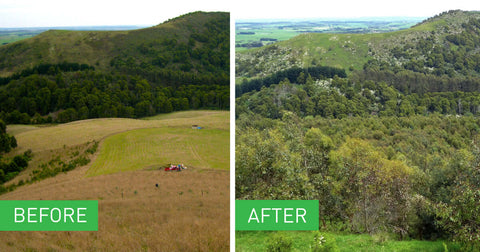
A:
[0, 11, 229, 124]
[236, 70, 480, 247]
[236, 10, 480, 249]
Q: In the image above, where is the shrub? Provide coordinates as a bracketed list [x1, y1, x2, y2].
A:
[310, 231, 339, 252]
[266, 232, 293, 252]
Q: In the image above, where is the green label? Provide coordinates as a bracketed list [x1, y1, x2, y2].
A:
[0, 200, 98, 231]
[236, 200, 319, 230]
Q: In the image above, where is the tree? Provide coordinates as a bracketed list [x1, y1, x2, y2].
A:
[331, 138, 414, 235]
[434, 148, 480, 248]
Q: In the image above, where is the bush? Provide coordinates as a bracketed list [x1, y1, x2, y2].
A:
[310, 231, 339, 252]
[13, 155, 28, 169]
[266, 232, 293, 252]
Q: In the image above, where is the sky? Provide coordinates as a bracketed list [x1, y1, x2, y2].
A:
[0, 0, 231, 28]
[233, 0, 479, 20]
[0, 0, 478, 28]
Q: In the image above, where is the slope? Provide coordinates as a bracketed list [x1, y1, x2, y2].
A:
[0, 11, 229, 77]
[236, 10, 480, 80]
[0, 110, 229, 250]
[0, 11, 229, 125]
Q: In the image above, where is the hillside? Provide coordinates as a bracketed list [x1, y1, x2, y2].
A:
[1, 111, 229, 251]
[0, 11, 229, 77]
[236, 10, 480, 80]
[0, 11, 229, 125]
[235, 10, 480, 250]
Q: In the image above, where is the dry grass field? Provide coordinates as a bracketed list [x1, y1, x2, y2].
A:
[1, 111, 230, 251]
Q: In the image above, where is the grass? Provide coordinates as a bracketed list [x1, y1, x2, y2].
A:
[0, 11, 228, 76]
[1, 168, 229, 251]
[236, 231, 462, 252]
[235, 19, 422, 52]
[0, 110, 230, 250]
[7, 111, 228, 155]
[0, 31, 40, 45]
[87, 126, 229, 176]
[236, 13, 460, 78]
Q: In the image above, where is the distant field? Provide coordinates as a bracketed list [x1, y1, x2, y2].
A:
[0, 26, 145, 46]
[1, 111, 229, 251]
[88, 127, 229, 176]
[235, 18, 423, 51]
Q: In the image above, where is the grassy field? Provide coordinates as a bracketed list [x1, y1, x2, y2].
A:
[0, 30, 40, 45]
[235, 18, 422, 52]
[1, 111, 230, 251]
[5, 110, 228, 184]
[88, 127, 229, 176]
[236, 231, 461, 252]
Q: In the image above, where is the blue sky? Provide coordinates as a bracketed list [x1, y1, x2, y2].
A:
[0, 0, 478, 27]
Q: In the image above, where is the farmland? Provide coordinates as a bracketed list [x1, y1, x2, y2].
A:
[88, 127, 229, 176]
[235, 17, 423, 51]
[0, 26, 144, 46]
[0, 111, 229, 251]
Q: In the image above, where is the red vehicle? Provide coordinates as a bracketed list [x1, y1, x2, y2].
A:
[164, 164, 185, 171]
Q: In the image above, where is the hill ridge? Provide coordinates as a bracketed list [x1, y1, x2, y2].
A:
[236, 10, 480, 79]
[0, 11, 229, 76]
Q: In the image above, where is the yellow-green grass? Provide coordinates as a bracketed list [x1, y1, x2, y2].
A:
[88, 127, 229, 176]
[1, 168, 229, 251]
[143, 109, 229, 121]
[5, 124, 39, 135]
[4, 111, 228, 184]
[0, 110, 230, 250]
[7, 111, 228, 155]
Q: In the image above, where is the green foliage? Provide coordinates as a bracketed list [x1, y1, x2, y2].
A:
[310, 231, 339, 252]
[26, 142, 96, 185]
[236, 231, 461, 251]
[0, 119, 17, 153]
[0, 150, 32, 184]
[236, 111, 480, 244]
[0, 72, 228, 124]
[236, 9, 480, 249]
[237, 70, 480, 119]
[0, 12, 229, 124]
[433, 145, 480, 247]
[237, 66, 346, 97]
[266, 232, 293, 252]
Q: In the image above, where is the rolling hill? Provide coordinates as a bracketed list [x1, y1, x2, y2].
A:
[236, 10, 480, 80]
[0, 11, 229, 125]
[235, 10, 480, 250]
[0, 11, 229, 77]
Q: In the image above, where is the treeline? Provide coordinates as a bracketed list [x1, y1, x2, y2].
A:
[237, 73, 480, 119]
[0, 71, 228, 124]
[236, 113, 480, 246]
[0, 12, 229, 125]
[356, 68, 480, 94]
[236, 66, 346, 97]
[0, 120, 31, 185]
[0, 62, 95, 86]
